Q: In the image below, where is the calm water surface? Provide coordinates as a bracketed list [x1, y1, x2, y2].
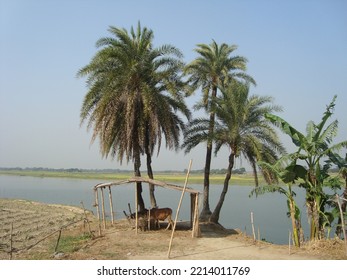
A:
[0, 175, 309, 244]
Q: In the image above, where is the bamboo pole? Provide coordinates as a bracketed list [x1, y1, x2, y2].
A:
[100, 187, 106, 230]
[336, 194, 347, 256]
[288, 231, 291, 255]
[108, 186, 115, 225]
[167, 159, 193, 258]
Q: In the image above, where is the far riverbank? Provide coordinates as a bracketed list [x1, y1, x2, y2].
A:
[0, 170, 260, 185]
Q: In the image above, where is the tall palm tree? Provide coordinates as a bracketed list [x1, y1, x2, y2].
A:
[184, 41, 256, 220]
[183, 81, 285, 224]
[78, 22, 190, 210]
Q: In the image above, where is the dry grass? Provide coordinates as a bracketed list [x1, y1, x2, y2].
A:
[1, 199, 346, 260]
[302, 239, 347, 259]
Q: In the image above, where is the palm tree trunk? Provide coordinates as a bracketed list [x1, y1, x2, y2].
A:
[144, 127, 157, 209]
[146, 150, 157, 208]
[134, 153, 145, 212]
[200, 142, 213, 221]
[200, 86, 218, 221]
[210, 152, 235, 224]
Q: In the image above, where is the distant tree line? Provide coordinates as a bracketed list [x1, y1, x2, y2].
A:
[0, 167, 132, 173]
[185, 168, 246, 174]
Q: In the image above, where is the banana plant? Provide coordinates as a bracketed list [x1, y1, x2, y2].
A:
[326, 152, 347, 237]
[251, 158, 304, 246]
[265, 95, 347, 240]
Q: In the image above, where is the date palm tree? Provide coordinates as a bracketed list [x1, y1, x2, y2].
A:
[184, 41, 256, 220]
[183, 81, 285, 224]
[78, 22, 190, 210]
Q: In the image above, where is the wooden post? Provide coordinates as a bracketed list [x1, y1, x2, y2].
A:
[148, 208, 151, 230]
[192, 193, 200, 238]
[135, 183, 138, 235]
[94, 188, 101, 236]
[108, 186, 115, 225]
[9, 222, 13, 260]
[100, 187, 106, 230]
[128, 203, 133, 216]
[168, 159, 192, 258]
[94, 188, 100, 220]
[251, 212, 256, 242]
[80, 201, 94, 237]
[54, 229, 62, 253]
[190, 193, 194, 229]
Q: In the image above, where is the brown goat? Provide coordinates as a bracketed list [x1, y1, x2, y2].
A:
[147, 207, 174, 230]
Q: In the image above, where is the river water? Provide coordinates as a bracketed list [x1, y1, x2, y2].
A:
[0, 174, 310, 244]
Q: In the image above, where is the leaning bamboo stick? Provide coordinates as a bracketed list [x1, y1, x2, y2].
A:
[167, 159, 192, 258]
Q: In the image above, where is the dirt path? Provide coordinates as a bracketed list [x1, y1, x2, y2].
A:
[1, 199, 345, 260]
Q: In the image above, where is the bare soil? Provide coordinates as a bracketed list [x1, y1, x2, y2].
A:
[1, 199, 346, 260]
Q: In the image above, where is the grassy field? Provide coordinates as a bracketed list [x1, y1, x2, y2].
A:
[0, 170, 259, 186]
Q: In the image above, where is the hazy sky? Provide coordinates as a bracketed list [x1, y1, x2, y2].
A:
[0, 0, 346, 171]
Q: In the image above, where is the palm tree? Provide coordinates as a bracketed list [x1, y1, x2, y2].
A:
[183, 81, 285, 224]
[265, 95, 347, 240]
[78, 22, 190, 210]
[184, 41, 256, 221]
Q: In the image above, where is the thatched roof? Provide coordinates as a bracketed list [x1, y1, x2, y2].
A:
[93, 176, 200, 194]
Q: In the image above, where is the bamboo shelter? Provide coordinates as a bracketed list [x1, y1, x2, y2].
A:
[92, 176, 201, 238]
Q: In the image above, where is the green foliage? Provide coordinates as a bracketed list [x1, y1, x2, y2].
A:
[78, 22, 190, 164]
[55, 233, 92, 253]
[265, 95, 347, 240]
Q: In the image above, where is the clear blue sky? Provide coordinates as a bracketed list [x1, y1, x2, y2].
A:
[0, 0, 346, 171]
